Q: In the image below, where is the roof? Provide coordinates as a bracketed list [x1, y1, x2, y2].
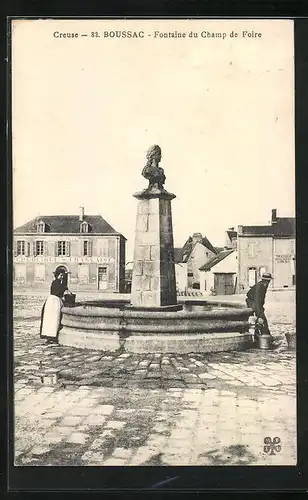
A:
[226, 230, 237, 239]
[175, 235, 217, 264]
[14, 215, 125, 237]
[240, 217, 295, 238]
[273, 218, 295, 237]
[241, 225, 273, 236]
[214, 246, 225, 254]
[201, 236, 216, 254]
[174, 247, 183, 264]
[199, 249, 235, 271]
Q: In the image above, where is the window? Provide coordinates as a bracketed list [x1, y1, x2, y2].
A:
[17, 241, 25, 255]
[82, 240, 92, 257]
[83, 240, 88, 256]
[58, 241, 67, 256]
[36, 241, 44, 256]
[80, 222, 89, 233]
[187, 272, 194, 277]
[204, 280, 207, 291]
[37, 222, 45, 233]
[247, 242, 256, 258]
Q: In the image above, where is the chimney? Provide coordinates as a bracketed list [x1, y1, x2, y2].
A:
[271, 209, 277, 224]
[192, 232, 203, 245]
[225, 231, 231, 249]
[79, 206, 84, 222]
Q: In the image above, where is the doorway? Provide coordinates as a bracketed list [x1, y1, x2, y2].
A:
[214, 273, 235, 295]
[55, 265, 68, 287]
[248, 268, 257, 287]
[98, 266, 108, 290]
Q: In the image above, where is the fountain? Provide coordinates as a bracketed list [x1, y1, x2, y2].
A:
[58, 146, 253, 353]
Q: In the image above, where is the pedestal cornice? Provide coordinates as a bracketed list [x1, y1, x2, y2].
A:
[133, 188, 176, 201]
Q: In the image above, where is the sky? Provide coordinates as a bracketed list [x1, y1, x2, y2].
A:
[12, 19, 295, 260]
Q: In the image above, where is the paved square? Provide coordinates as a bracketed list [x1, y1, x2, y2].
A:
[13, 290, 296, 466]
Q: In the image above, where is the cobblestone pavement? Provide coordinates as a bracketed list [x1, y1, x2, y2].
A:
[13, 291, 296, 466]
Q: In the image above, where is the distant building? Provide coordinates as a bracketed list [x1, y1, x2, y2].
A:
[225, 228, 237, 249]
[174, 233, 217, 291]
[237, 209, 295, 291]
[124, 262, 133, 293]
[13, 207, 126, 292]
[199, 249, 237, 296]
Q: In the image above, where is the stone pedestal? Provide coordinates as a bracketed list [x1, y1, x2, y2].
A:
[130, 187, 180, 309]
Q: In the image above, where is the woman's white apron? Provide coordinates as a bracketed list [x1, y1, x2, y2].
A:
[40, 295, 63, 339]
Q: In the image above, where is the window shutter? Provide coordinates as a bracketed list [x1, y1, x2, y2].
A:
[88, 240, 92, 257]
[108, 239, 115, 257]
[43, 240, 47, 256]
[54, 242, 58, 257]
[66, 241, 70, 257]
[13, 240, 17, 257]
[80, 239, 84, 256]
[26, 242, 31, 256]
[103, 239, 108, 258]
[33, 241, 37, 257]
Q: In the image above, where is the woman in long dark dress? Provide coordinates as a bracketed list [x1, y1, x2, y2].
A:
[40, 271, 71, 342]
[50, 271, 68, 298]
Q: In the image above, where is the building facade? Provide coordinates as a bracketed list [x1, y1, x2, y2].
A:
[13, 207, 126, 292]
[237, 209, 295, 291]
[199, 249, 237, 296]
[175, 261, 188, 293]
[174, 233, 217, 291]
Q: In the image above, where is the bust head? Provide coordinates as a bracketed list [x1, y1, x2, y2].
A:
[146, 144, 162, 165]
[142, 144, 165, 189]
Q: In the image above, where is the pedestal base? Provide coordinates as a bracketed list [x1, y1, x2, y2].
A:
[59, 303, 252, 353]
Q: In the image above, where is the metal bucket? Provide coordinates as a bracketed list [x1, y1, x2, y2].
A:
[257, 334, 273, 350]
[285, 333, 296, 350]
[64, 293, 76, 306]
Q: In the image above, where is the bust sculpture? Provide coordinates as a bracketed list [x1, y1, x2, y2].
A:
[142, 145, 166, 190]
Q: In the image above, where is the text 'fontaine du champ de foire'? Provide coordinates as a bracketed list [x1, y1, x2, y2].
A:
[52, 29, 263, 40]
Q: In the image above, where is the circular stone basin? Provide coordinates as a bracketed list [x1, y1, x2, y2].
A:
[58, 299, 253, 354]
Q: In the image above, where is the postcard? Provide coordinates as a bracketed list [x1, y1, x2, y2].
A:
[11, 18, 296, 471]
